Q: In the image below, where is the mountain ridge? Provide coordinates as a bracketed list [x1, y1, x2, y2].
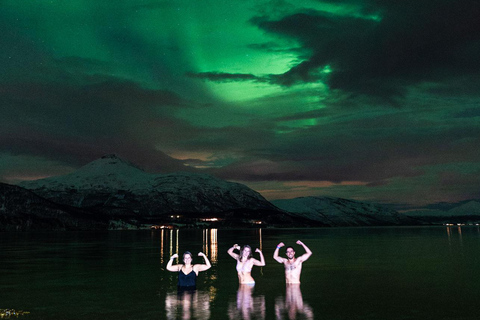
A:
[272, 196, 416, 226]
[0, 183, 109, 231]
[7, 154, 476, 229]
[17, 155, 286, 227]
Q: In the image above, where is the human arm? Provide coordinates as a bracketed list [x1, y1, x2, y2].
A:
[273, 242, 286, 263]
[296, 240, 312, 262]
[166, 254, 182, 272]
[253, 248, 266, 266]
[194, 252, 211, 272]
[227, 244, 240, 260]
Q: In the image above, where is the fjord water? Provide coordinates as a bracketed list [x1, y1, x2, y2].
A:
[1, 227, 480, 320]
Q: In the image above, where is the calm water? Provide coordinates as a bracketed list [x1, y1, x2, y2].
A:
[1, 227, 480, 320]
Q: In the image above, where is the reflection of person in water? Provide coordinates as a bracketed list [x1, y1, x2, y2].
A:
[275, 284, 314, 320]
[165, 290, 211, 320]
[228, 284, 266, 320]
[273, 240, 312, 284]
[166, 251, 211, 289]
[228, 244, 265, 285]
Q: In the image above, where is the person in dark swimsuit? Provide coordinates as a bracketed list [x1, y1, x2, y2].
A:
[166, 251, 211, 290]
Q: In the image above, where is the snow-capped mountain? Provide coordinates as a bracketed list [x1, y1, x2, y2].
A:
[0, 183, 108, 231]
[272, 196, 415, 226]
[19, 154, 279, 217]
[405, 200, 480, 217]
[448, 201, 480, 215]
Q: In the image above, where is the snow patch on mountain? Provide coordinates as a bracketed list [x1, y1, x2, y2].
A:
[18, 154, 277, 215]
[406, 200, 480, 217]
[272, 196, 411, 226]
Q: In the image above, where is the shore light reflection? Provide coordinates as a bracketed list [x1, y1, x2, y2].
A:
[203, 229, 208, 257]
[169, 229, 173, 257]
[160, 229, 164, 264]
[168, 229, 179, 257]
[176, 229, 179, 254]
[210, 229, 218, 263]
[259, 228, 263, 251]
[201, 229, 218, 264]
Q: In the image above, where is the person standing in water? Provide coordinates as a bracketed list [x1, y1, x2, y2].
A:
[273, 240, 312, 284]
[166, 251, 211, 289]
[228, 244, 265, 285]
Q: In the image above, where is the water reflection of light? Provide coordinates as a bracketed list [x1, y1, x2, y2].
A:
[176, 229, 179, 255]
[275, 284, 314, 320]
[160, 229, 164, 265]
[228, 285, 265, 320]
[201, 229, 218, 264]
[169, 229, 173, 257]
[165, 290, 211, 320]
[208, 286, 217, 302]
[259, 229, 263, 251]
[168, 229, 179, 258]
[458, 226, 463, 246]
[203, 229, 207, 256]
[446, 226, 451, 245]
[445, 225, 465, 250]
[210, 229, 218, 263]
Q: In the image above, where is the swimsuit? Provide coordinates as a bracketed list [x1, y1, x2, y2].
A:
[178, 268, 197, 288]
[236, 260, 253, 273]
[236, 260, 255, 284]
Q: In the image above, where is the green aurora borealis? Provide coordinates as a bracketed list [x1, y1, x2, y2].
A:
[1, 0, 480, 207]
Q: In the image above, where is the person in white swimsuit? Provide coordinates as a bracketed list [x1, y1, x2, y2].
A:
[228, 244, 265, 284]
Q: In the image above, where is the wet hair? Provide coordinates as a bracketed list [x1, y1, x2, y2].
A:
[240, 245, 253, 262]
[183, 251, 193, 262]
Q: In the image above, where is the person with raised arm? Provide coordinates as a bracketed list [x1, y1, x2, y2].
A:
[273, 240, 312, 284]
[166, 251, 211, 290]
[227, 244, 265, 285]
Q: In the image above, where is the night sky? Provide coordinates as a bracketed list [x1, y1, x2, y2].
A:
[2, 0, 480, 208]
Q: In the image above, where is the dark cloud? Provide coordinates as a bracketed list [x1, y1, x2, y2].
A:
[274, 109, 331, 122]
[177, 123, 277, 155]
[208, 107, 480, 185]
[0, 130, 189, 173]
[186, 71, 267, 83]
[452, 107, 480, 118]
[1, 80, 186, 133]
[438, 170, 480, 200]
[0, 79, 198, 173]
[247, 41, 303, 55]
[250, 0, 480, 101]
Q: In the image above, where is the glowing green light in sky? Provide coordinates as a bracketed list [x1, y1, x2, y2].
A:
[322, 65, 332, 74]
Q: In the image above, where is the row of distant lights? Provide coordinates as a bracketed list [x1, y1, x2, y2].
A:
[150, 216, 264, 230]
[444, 223, 480, 226]
[169, 216, 262, 224]
[169, 215, 218, 221]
